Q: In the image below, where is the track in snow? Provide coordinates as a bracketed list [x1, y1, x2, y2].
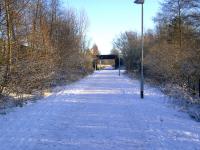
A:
[0, 70, 200, 150]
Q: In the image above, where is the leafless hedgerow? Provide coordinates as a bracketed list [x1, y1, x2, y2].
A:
[0, 0, 93, 101]
[113, 0, 200, 102]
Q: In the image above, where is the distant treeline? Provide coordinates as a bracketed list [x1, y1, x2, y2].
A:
[112, 0, 200, 98]
[0, 0, 93, 99]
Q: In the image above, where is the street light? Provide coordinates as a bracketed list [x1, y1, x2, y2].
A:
[118, 53, 122, 76]
[134, 0, 144, 99]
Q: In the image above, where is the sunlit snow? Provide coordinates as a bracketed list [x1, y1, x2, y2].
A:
[0, 70, 199, 150]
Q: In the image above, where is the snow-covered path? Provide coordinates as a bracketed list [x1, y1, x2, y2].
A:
[0, 70, 200, 150]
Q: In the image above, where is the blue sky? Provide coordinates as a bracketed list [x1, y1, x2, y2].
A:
[63, 0, 162, 54]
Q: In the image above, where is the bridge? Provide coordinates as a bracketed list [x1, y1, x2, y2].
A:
[93, 55, 123, 69]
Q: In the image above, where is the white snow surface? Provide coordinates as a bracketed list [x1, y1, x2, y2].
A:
[0, 70, 200, 150]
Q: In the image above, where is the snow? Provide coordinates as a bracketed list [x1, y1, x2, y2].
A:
[0, 70, 200, 150]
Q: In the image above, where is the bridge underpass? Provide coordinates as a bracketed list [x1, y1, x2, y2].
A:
[93, 55, 123, 70]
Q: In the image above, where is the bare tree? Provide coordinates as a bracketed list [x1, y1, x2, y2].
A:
[0, 0, 93, 100]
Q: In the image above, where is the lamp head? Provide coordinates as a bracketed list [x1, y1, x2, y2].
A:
[134, 0, 144, 4]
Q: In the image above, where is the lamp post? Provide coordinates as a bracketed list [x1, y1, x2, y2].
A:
[134, 0, 144, 99]
[118, 53, 121, 76]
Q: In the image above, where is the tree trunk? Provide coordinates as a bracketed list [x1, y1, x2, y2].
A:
[5, 0, 12, 73]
